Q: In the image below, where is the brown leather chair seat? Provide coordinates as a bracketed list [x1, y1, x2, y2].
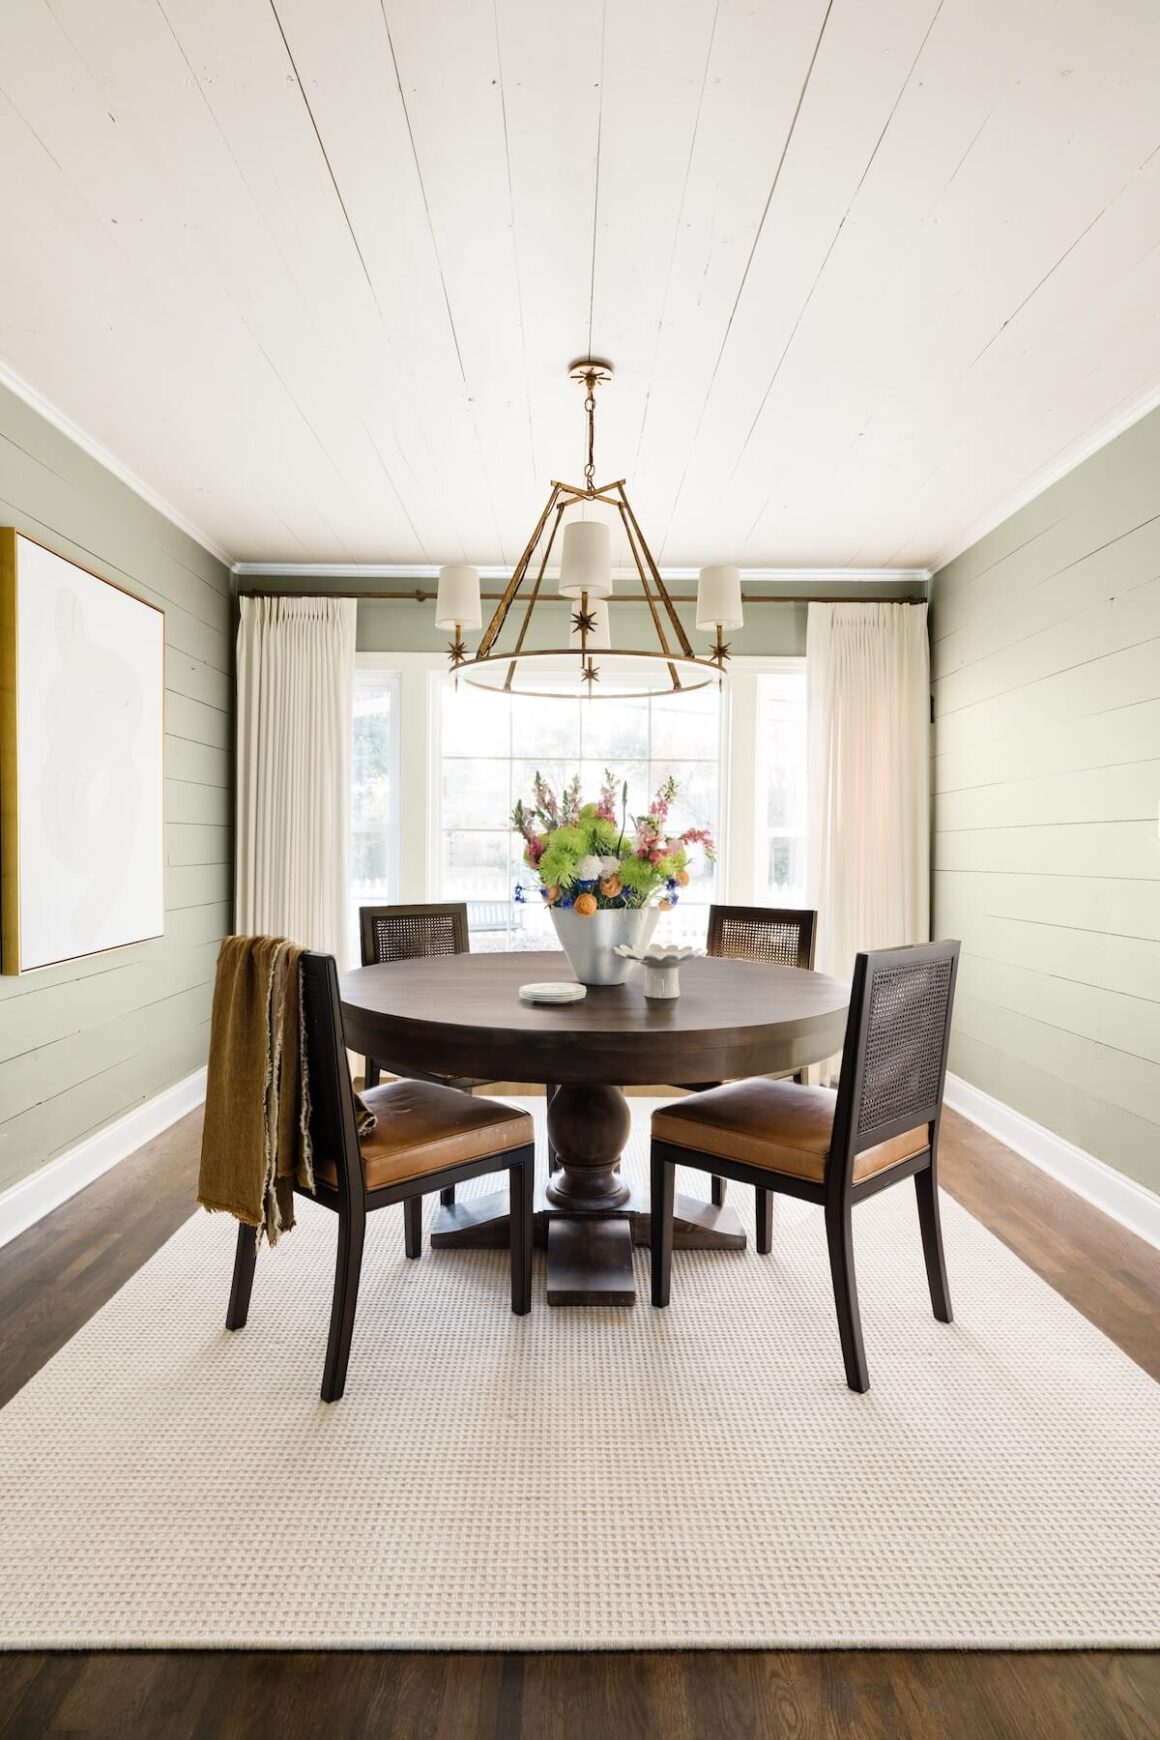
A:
[314, 1080, 533, 1193]
[652, 1078, 927, 1184]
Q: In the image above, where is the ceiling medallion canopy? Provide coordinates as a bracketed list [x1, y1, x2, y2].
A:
[433, 359, 744, 699]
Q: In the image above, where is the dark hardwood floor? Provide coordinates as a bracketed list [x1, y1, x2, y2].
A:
[0, 1102, 1157, 1739]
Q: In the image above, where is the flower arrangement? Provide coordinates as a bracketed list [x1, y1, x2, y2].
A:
[511, 770, 715, 915]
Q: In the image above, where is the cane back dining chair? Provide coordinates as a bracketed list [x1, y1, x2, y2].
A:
[360, 902, 499, 1208]
[650, 940, 960, 1392]
[689, 904, 819, 1209]
[225, 952, 534, 1402]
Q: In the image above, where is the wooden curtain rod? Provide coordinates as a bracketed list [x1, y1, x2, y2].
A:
[235, 586, 927, 605]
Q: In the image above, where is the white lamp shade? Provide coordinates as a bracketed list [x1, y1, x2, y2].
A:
[434, 563, 482, 630]
[696, 564, 743, 630]
[558, 518, 613, 599]
[568, 593, 611, 650]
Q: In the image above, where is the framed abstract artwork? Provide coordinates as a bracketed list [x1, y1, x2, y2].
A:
[0, 530, 165, 974]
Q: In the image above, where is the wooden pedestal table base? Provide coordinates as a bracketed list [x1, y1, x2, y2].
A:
[430, 1081, 746, 1306]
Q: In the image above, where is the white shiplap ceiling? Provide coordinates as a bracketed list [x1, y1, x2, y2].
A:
[0, 0, 1158, 571]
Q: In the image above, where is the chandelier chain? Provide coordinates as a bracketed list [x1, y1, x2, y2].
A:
[584, 378, 597, 492]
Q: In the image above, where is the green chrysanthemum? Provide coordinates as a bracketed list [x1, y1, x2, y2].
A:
[537, 826, 586, 888]
[616, 855, 656, 897]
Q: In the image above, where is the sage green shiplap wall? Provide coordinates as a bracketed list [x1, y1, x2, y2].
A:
[931, 407, 1160, 1195]
[0, 380, 233, 1198]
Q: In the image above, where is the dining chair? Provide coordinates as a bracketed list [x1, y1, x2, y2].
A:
[225, 952, 534, 1402]
[360, 901, 496, 1207]
[649, 940, 960, 1392]
[705, 902, 818, 972]
[693, 903, 819, 1208]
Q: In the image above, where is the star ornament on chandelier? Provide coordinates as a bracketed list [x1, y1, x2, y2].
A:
[710, 633, 732, 668]
[447, 634, 468, 668]
[570, 604, 598, 639]
[580, 657, 600, 687]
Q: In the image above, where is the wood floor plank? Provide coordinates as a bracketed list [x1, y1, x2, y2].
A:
[0, 1101, 1157, 1739]
[0, 1650, 1158, 1739]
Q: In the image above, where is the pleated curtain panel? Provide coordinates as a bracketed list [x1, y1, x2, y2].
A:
[806, 601, 931, 985]
[235, 596, 357, 959]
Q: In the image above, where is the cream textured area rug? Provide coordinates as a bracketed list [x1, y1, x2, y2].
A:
[1, 1101, 1158, 1652]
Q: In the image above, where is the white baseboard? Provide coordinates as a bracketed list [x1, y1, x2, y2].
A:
[0, 1067, 207, 1250]
[944, 1072, 1160, 1251]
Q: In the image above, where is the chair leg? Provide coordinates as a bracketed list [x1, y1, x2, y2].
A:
[824, 1200, 869, 1393]
[689, 1082, 725, 1207]
[365, 1057, 380, 1090]
[546, 1082, 558, 1171]
[404, 1195, 423, 1259]
[225, 1222, 258, 1330]
[440, 1082, 477, 1206]
[510, 1150, 534, 1315]
[914, 1166, 953, 1323]
[755, 1188, 773, 1255]
[321, 1202, 367, 1404]
[650, 1150, 676, 1307]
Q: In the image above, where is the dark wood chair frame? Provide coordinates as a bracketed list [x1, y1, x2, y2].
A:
[693, 903, 820, 1209]
[359, 901, 493, 1210]
[651, 940, 960, 1393]
[226, 952, 534, 1403]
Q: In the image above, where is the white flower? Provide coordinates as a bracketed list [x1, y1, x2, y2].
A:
[575, 854, 604, 882]
[599, 855, 621, 877]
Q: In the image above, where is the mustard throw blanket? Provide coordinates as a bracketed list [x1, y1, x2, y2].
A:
[197, 936, 313, 1243]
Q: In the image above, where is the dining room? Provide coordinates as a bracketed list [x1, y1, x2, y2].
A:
[0, 2, 1158, 1735]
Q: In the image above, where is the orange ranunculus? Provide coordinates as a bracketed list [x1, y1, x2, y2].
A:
[677, 869, 690, 887]
[574, 892, 598, 917]
[546, 884, 561, 904]
[599, 875, 622, 899]
[658, 898, 672, 911]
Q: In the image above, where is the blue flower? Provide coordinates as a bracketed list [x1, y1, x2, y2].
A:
[513, 884, 526, 905]
[560, 896, 574, 909]
[665, 876, 678, 891]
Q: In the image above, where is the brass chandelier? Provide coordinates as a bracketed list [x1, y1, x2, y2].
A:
[433, 359, 744, 699]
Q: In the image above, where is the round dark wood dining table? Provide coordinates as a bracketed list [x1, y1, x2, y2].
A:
[339, 950, 850, 1306]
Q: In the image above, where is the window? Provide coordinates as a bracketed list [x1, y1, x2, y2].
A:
[754, 668, 808, 906]
[439, 681, 723, 951]
[348, 667, 401, 966]
[347, 653, 807, 955]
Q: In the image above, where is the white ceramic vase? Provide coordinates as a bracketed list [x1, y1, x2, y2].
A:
[550, 905, 660, 987]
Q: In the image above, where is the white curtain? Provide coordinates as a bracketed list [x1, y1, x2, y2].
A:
[236, 596, 356, 959]
[806, 602, 930, 985]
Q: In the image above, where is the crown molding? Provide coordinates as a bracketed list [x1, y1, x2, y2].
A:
[231, 561, 930, 585]
[0, 356, 234, 568]
[929, 380, 1160, 574]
